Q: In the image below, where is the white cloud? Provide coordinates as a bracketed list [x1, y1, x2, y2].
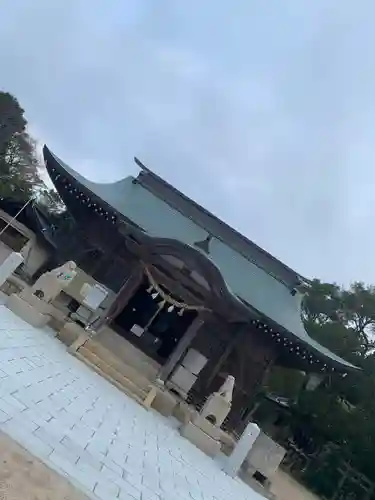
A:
[1, 0, 375, 284]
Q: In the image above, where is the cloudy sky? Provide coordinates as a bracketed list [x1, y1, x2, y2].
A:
[1, 1, 374, 286]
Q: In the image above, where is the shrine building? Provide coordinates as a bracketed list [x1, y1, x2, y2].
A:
[43, 145, 358, 433]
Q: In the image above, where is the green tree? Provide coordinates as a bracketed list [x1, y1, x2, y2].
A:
[296, 280, 375, 485]
[0, 92, 26, 152]
[262, 279, 375, 495]
[340, 282, 375, 351]
[0, 92, 44, 201]
[302, 279, 342, 325]
[37, 187, 65, 214]
[304, 280, 375, 356]
[263, 366, 305, 400]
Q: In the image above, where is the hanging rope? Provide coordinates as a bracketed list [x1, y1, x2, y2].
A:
[143, 263, 210, 313]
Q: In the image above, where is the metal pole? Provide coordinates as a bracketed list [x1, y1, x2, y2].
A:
[0, 196, 34, 237]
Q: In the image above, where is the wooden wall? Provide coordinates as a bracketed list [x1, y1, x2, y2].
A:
[187, 317, 277, 434]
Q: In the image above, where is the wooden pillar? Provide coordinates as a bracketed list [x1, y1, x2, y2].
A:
[91, 264, 143, 332]
[205, 323, 248, 389]
[158, 313, 206, 382]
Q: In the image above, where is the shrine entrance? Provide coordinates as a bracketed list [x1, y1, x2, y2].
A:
[104, 238, 242, 374]
[111, 276, 197, 364]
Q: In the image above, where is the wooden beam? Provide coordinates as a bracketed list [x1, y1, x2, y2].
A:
[150, 265, 206, 308]
[158, 313, 206, 382]
[152, 255, 210, 300]
[110, 233, 216, 309]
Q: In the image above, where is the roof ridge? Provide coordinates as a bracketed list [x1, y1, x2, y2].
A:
[134, 157, 309, 288]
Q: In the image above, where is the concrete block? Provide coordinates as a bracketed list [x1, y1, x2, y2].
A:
[0, 252, 23, 287]
[173, 401, 196, 425]
[219, 430, 236, 455]
[181, 349, 207, 375]
[151, 389, 178, 417]
[58, 322, 85, 347]
[6, 295, 50, 328]
[180, 421, 221, 457]
[19, 289, 52, 315]
[49, 305, 68, 323]
[192, 414, 221, 440]
[167, 365, 197, 398]
[246, 432, 286, 480]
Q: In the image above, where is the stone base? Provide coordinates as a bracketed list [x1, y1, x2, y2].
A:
[6, 295, 51, 328]
[30, 272, 67, 304]
[245, 431, 286, 481]
[50, 305, 67, 321]
[180, 421, 221, 457]
[219, 431, 237, 456]
[173, 401, 196, 426]
[48, 316, 65, 334]
[167, 365, 197, 399]
[151, 390, 178, 417]
[19, 289, 52, 315]
[192, 414, 221, 440]
[65, 326, 89, 353]
[143, 386, 158, 408]
[58, 322, 85, 347]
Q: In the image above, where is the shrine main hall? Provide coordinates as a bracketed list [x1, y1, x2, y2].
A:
[43, 145, 357, 433]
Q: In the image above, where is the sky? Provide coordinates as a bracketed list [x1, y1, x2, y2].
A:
[1, 0, 375, 286]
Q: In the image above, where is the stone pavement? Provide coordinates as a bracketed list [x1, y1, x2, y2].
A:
[0, 305, 264, 500]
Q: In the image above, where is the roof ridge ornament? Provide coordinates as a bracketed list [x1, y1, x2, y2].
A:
[194, 234, 212, 255]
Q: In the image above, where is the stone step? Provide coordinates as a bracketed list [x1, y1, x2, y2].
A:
[84, 339, 153, 392]
[96, 327, 160, 380]
[76, 347, 148, 403]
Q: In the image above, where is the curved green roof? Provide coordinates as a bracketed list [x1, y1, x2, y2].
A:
[44, 146, 359, 373]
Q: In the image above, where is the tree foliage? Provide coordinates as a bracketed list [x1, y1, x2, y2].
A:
[0, 91, 59, 206]
[265, 279, 375, 486]
[0, 92, 27, 151]
[38, 188, 65, 214]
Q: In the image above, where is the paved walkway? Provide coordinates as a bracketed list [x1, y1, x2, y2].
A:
[0, 306, 263, 500]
